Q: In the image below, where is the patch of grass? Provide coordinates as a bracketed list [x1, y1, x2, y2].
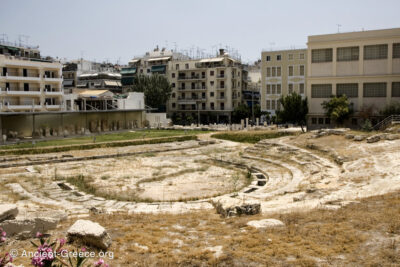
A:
[212, 131, 296, 144]
[0, 135, 197, 156]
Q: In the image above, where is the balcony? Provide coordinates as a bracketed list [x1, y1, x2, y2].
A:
[0, 88, 41, 96]
[3, 104, 42, 111]
[45, 90, 63, 96]
[0, 73, 41, 82]
[177, 75, 206, 80]
[45, 104, 61, 110]
[216, 96, 226, 101]
[178, 87, 207, 91]
[216, 87, 225, 91]
[44, 76, 63, 82]
[216, 74, 225, 79]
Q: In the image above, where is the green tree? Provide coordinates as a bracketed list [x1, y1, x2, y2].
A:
[321, 95, 353, 125]
[380, 102, 400, 117]
[277, 92, 308, 132]
[128, 74, 172, 111]
[232, 104, 250, 123]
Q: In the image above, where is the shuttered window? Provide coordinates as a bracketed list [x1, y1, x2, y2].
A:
[311, 84, 332, 98]
[393, 44, 400, 58]
[337, 83, 358, 98]
[392, 82, 400, 97]
[363, 83, 386, 97]
[364, 44, 388, 60]
[337, 46, 359, 61]
[312, 48, 333, 63]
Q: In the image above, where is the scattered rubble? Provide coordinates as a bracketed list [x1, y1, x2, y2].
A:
[67, 219, 112, 250]
[211, 196, 261, 217]
[247, 219, 285, 229]
[0, 204, 18, 222]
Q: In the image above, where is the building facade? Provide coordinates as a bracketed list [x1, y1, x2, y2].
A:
[167, 50, 247, 124]
[0, 42, 63, 112]
[261, 49, 307, 116]
[307, 28, 400, 129]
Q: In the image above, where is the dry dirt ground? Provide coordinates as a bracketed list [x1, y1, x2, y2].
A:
[1, 130, 400, 266]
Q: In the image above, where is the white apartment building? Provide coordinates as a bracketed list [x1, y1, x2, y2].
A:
[0, 42, 63, 112]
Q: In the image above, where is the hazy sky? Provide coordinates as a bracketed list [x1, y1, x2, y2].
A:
[1, 0, 399, 64]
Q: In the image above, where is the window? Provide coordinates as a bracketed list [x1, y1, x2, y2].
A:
[288, 84, 293, 94]
[272, 67, 276, 77]
[266, 67, 271, 77]
[210, 81, 214, 86]
[337, 83, 358, 98]
[392, 82, 400, 97]
[288, 54, 293, 60]
[337, 46, 359, 61]
[147, 69, 150, 73]
[299, 53, 305, 60]
[271, 100, 276, 109]
[288, 66, 293, 76]
[172, 73, 175, 78]
[140, 69, 143, 74]
[185, 63, 189, 69]
[172, 103, 176, 108]
[299, 65, 305, 76]
[277, 84, 281, 94]
[210, 71, 214, 76]
[311, 84, 332, 98]
[202, 92, 206, 98]
[277, 67, 281, 76]
[363, 83, 386, 97]
[266, 55, 271, 61]
[312, 48, 333, 63]
[266, 100, 271, 109]
[202, 82, 205, 89]
[172, 92, 175, 98]
[364, 44, 388, 60]
[393, 44, 400, 58]
[276, 55, 281, 61]
[210, 92, 214, 97]
[202, 72, 205, 78]
[318, 118, 324, 124]
[272, 84, 276, 94]
[220, 103, 224, 110]
[24, 83, 29, 91]
[202, 103, 206, 110]
[312, 118, 317, 124]
[172, 83, 175, 88]
[266, 84, 271, 94]
[299, 83, 305, 94]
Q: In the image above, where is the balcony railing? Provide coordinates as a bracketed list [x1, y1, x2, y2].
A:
[178, 87, 207, 90]
[177, 75, 206, 80]
[216, 87, 225, 90]
[216, 74, 225, 78]
[0, 88, 41, 96]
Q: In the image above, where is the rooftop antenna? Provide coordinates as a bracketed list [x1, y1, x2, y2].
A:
[18, 34, 30, 47]
[337, 24, 342, 33]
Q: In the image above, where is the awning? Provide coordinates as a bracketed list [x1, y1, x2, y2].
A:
[104, 81, 120, 87]
[78, 90, 114, 98]
[121, 67, 137, 75]
[199, 57, 224, 63]
[151, 65, 166, 73]
[62, 80, 74, 86]
[147, 56, 171, 62]
[121, 77, 134, 86]
[94, 82, 102, 87]
[129, 59, 140, 64]
[79, 73, 98, 78]
[77, 82, 88, 88]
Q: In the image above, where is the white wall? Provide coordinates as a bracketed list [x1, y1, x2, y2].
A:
[117, 92, 144, 110]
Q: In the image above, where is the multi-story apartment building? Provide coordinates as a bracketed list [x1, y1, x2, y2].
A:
[0, 42, 63, 112]
[63, 60, 121, 93]
[121, 47, 189, 92]
[307, 28, 400, 129]
[167, 49, 247, 124]
[261, 49, 307, 116]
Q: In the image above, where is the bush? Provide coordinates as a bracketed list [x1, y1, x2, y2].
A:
[361, 119, 373, 132]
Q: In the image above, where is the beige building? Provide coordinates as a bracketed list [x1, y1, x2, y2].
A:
[0, 42, 63, 112]
[167, 49, 247, 124]
[307, 28, 400, 129]
[261, 49, 307, 116]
